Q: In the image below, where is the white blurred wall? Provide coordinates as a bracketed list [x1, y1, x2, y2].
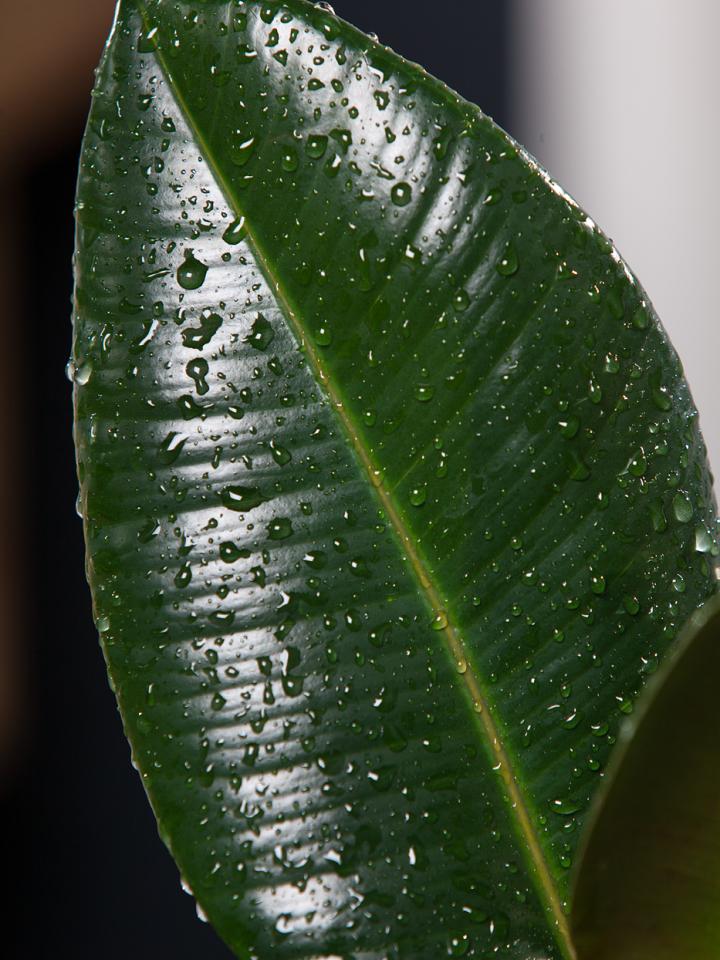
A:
[510, 0, 720, 477]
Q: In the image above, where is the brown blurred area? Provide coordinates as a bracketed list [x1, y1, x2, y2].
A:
[0, 0, 118, 774]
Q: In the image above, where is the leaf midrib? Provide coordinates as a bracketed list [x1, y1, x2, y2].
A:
[131, 2, 575, 956]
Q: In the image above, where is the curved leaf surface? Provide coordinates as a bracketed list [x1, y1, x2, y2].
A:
[571, 595, 720, 960]
[72, 1, 719, 957]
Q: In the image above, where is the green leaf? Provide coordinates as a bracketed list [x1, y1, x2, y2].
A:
[72, 1, 719, 956]
[571, 595, 720, 960]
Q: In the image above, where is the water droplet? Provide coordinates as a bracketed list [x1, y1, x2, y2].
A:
[211, 692, 227, 711]
[230, 132, 257, 167]
[409, 486, 427, 507]
[220, 541, 250, 563]
[695, 526, 714, 553]
[174, 563, 192, 589]
[559, 416, 580, 439]
[391, 182, 412, 207]
[96, 615, 111, 634]
[196, 902, 209, 923]
[623, 595, 640, 616]
[267, 518, 293, 541]
[281, 145, 299, 171]
[431, 611, 448, 631]
[414, 383, 435, 403]
[186, 357, 209, 395]
[159, 431, 187, 465]
[672, 492, 693, 523]
[177, 251, 208, 290]
[452, 288, 470, 312]
[496, 242, 519, 276]
[632, 305, 650, 330]
[221, 486, 263, 512]
[270, 440, 292, 466]
[306, 134, 328, 159]
[447, 934, 470, 957]
[315, 1, 335, 12]
[314, 324, 333, 346]
[66, 359, 93, 386]
[245, 313, 275, 351]
[222, 217, 247, 245]
[628, 452, 647, 477]
[550, 800, 583, 817]
[590, 571, 606, 595]
[181, 312, 223, 349]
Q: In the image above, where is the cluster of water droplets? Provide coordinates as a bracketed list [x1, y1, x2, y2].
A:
[69, 1, 719, 956]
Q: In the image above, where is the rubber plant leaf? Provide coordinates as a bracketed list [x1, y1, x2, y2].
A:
[571, 595, 720, 960]
[71, 1, 719, 957]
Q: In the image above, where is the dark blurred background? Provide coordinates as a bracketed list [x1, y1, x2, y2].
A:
[2, 3, 508, 956]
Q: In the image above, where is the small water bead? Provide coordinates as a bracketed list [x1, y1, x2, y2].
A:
[177, 251, 208, 290]
[391, 182, 412, 207]
[315, 1, 335, 12]
[496, 242, 519, 276]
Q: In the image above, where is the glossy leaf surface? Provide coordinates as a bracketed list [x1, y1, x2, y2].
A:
[572, 596, 720, 960]
[72, 1, 719, 957]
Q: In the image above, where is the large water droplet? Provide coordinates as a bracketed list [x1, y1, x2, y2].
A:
[222, 217, 247, 245]
[391, 182, 412, 207]
[268, 518, 293, 541]
[177, 251, 208, 290]
[221, 486, 263, 512]
[245, 313, 275, 352]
